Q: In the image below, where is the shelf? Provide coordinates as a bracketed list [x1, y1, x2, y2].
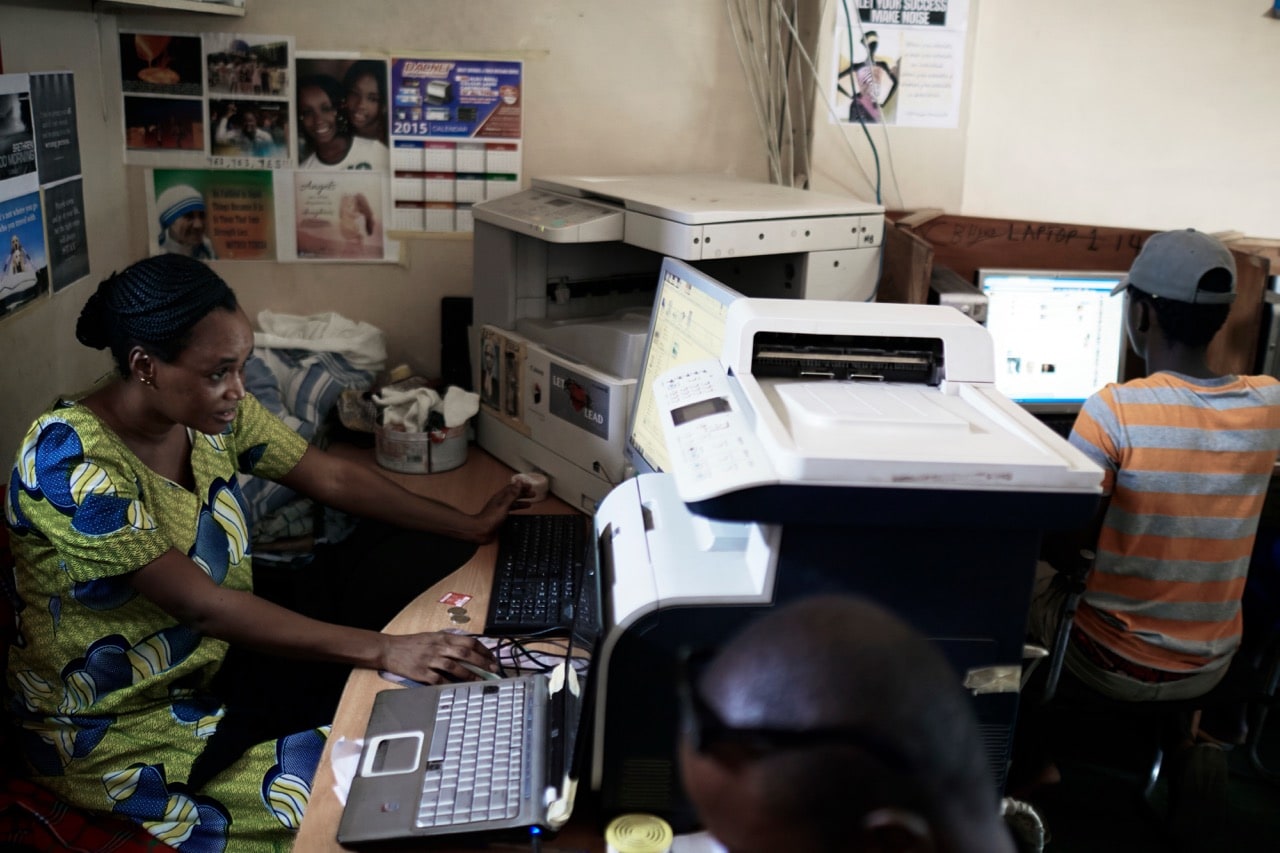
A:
[95, 0, 246, 15]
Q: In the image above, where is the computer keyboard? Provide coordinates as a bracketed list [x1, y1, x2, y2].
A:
[485, 514, 586, 636]
[417, 680, 527, 827]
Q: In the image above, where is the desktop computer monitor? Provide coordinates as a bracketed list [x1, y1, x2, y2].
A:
[977, 268, 1128, 414]
[624, 258, 742, 476]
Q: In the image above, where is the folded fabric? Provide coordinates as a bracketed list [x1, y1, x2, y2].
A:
[255, 310, 388, 372]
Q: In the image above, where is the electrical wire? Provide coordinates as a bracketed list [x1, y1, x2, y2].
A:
[839, 0, 882, 204]
[763, 0, 875, 195]
[760, 0, 905, 210]
[727, 0, 786, 184]
[480, 632, 570, 677]
[838, 0, 906, 209]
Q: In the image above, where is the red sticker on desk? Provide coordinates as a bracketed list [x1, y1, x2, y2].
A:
[439, 592, 472, 607]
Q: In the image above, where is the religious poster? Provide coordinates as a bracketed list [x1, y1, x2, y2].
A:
[292, 170, 387, 261]
[387, 57, 523, 233]
[0, 190, 46, 317]
[148, 168, 276, 262]
[0, 73, 42, 315]
[831, 0, 969, 128]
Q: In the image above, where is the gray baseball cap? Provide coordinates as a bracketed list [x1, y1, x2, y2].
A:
[1111, 228, 1236, 304]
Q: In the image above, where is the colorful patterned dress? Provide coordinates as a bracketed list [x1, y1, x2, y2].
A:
[4, 392, 326, 852]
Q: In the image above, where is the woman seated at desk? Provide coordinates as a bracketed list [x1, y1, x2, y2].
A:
[3, 254, 532, 851]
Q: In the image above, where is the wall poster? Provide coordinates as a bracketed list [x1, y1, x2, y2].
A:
[0, 70, 88, 315]
[831, 0, 969, 129]
[147, 168, 276, 261]
[119, 31, 294, 170]
[388, 57, 522, 234]
[30, 71, 88, 293]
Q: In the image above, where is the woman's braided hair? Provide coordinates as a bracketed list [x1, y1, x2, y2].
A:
[76, 254, 238, 377]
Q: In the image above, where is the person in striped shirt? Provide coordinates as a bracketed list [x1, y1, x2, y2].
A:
[1033, 228, 1280, 702]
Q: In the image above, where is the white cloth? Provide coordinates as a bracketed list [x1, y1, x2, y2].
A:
[373, 386, 441, 432]
[372, 385, 479, 432]
[255, 310, 387, 372]
[441, 386, 480, 428]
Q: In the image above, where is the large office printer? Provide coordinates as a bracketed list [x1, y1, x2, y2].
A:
[590, 298, 1105, 829]
[470, 174, 884, 511]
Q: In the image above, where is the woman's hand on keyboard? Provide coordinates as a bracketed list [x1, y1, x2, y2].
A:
[382, 631, 500, 684]
[470, 481, 535, 543]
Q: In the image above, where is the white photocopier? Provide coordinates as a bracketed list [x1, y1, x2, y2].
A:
[589, 296, 1105, 829]
[470, 174, 884, 511]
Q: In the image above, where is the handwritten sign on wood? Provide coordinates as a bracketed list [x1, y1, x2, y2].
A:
[902, 213, 1153, 280]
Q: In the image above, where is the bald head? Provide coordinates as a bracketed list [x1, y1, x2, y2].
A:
[680, 596, 1014, 853]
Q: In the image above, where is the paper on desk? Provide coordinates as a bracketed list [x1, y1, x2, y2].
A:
[330, 736, 364, 806]
[671, 831, 728, 852]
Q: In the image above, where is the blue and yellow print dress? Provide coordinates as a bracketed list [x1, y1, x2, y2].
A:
[4, 392, 327, 852]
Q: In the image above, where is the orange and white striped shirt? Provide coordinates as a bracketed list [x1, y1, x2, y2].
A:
[1070, 372, 1280, 674]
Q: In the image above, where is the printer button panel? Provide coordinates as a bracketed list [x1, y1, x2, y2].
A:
[656, 360, 776, 495]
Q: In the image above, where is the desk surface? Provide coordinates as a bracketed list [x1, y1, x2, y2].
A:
[294, 446, 605, 853]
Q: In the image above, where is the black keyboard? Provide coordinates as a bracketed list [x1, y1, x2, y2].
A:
[1035, 412, 1078, 439]
[485, 513, 586, 636]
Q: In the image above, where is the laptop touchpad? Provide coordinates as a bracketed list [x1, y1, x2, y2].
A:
[361, 732, 424, 777]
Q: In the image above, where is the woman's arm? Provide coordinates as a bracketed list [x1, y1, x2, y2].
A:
[277, 445, 527, 543]
[129, 549, 496, 683]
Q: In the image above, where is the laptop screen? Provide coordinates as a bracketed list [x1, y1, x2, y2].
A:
[624, 258, 742, 475]
[977, 268, 1128, 414]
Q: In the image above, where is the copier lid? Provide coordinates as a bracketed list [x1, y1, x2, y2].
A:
[532, 174, 882, 225]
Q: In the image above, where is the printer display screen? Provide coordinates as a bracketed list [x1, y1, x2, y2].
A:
[978, 268, 1127, 412]
[626, 259, 740, 475]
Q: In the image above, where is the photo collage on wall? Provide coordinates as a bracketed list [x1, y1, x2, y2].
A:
[120, 33, 523, 260]
[0, 70, 88, 321]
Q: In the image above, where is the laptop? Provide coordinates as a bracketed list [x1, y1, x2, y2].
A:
[623, 257, 743, 477]
[337, 538, 602, 846]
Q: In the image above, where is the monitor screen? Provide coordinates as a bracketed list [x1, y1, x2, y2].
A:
[978, 268, 1128, 412]
[624, 258, 742, 476]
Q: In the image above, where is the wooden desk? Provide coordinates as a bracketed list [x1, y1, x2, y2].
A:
[294, 446, 604, 852]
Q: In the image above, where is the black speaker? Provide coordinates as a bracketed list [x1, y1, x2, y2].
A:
[440, 296, 473, 391]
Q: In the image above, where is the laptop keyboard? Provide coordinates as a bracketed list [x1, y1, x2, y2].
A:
[486, 514, 585, 636]
[417, 680, 528, 827]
